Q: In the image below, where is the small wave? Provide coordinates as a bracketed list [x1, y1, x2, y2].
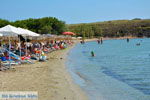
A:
[75, 71, 91, 83]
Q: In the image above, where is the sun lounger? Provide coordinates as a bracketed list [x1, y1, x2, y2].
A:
[5, 48, 33, 64]
[1, 61, 19, 66]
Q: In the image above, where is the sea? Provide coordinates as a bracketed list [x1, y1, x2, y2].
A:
[67, 38, 150, 100]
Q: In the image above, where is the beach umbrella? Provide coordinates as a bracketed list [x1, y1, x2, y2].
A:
[17, 28, 30, 57]
[0, 25, 23, 67]
[17, 27, 40, 37]
[0, 25, 40, 60]
[17, 27, 40, 56]
[0, 25, 21, 36]
[23, 29, 40, 37]
[62, 32, 75, 41]
[17, 27, 29, 36]
[22, 29, 40, 56]
[62, 32, 76, 35]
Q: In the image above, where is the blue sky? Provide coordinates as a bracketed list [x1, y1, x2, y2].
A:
[0, 0, 150, 24]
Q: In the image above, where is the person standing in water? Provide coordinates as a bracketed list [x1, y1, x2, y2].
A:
[127, 38, 129, 43]
[97, 39, 100, 44]
[100, 38, 103, 44]
[91, 51, 95, 57]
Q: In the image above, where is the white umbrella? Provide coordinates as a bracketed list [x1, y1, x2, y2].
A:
[17, 28, 31, 56]
[17, 27, 29, 36]
[0, 25, 22, 67]
[0, 25, 20, 36]
[17, 27, 40, 36]
[17, 27, 40, 56]
[24, 29, 40, 37]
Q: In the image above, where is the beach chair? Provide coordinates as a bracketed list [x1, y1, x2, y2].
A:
[4, 48, 33, 65]
[0, 59, 11, 71]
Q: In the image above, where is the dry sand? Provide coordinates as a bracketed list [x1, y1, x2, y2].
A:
[0, 46, 88, 100]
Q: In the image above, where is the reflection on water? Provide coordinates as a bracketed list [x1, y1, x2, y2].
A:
[67, 38, 150, 100]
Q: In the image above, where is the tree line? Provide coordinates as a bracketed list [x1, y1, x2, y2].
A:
[0, 17, 150, 38]
[0, 17, 66, 35]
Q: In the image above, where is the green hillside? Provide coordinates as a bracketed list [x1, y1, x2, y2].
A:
[67, 19, 150, 38]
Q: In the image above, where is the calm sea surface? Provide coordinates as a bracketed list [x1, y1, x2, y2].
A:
[67, 38, 150, 100]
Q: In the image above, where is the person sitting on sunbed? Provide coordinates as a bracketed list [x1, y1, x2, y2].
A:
[39, 51, 47, 61]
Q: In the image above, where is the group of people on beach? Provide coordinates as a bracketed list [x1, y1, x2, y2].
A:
[0, 39, 73, 71]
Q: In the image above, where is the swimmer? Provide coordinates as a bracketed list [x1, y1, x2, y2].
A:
[91, 51, 95, 57]
[136, 43, 140, 46]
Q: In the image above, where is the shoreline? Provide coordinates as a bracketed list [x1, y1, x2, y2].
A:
[82, 36, 141, 42]
[0, 36, 145, 100]
[0, 44, 88, 100]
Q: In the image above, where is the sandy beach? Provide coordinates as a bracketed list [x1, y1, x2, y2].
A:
[0, 45, 88, 100]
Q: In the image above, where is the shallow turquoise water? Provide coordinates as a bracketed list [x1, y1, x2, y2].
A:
[67, 38, 150, 100]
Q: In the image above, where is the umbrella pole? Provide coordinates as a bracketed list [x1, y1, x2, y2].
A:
[19, 37, 22, 58]
[9, 36, 11, 68]
[1, 38, 3, 48]
[25, 36, 27, 56]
